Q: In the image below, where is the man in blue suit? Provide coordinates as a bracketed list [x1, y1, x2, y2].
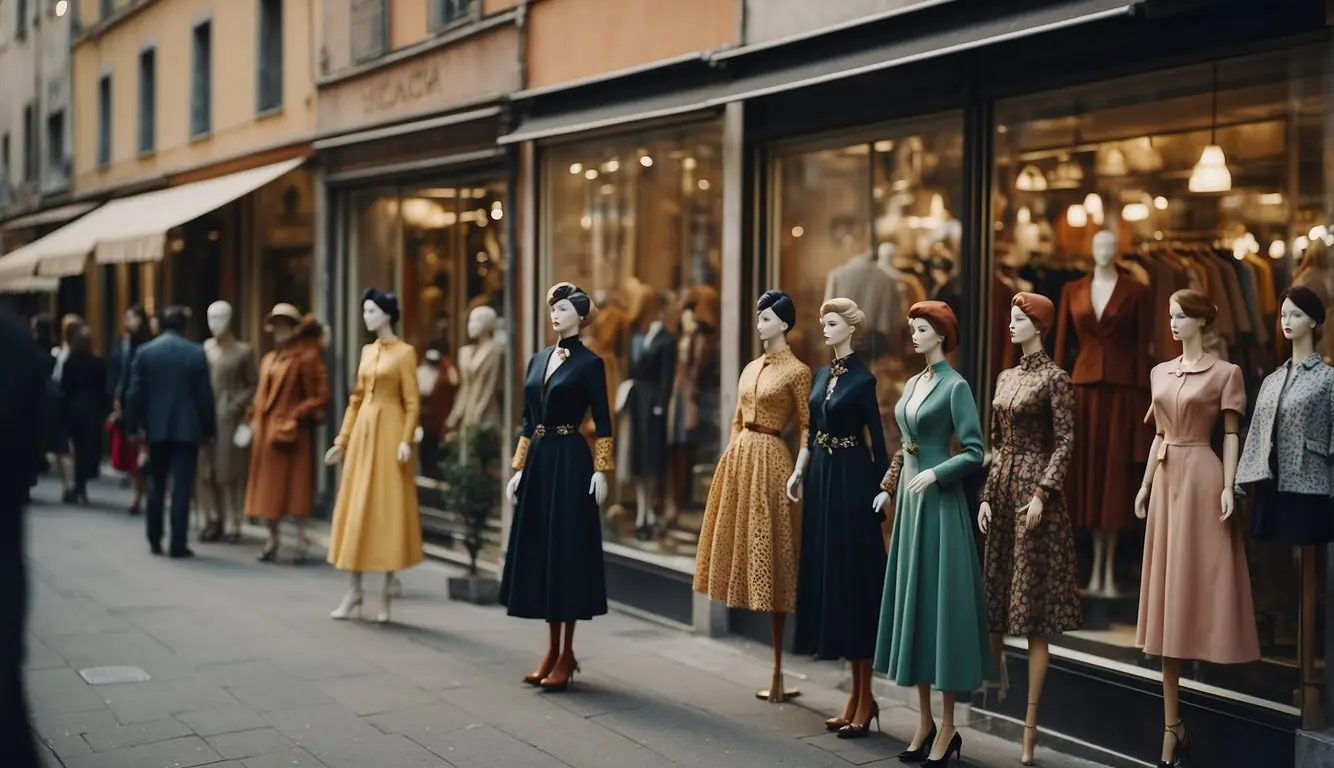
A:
[125, 306, 217, 557]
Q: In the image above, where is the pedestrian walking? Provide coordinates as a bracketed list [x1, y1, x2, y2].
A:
[51, 314, 84, 503]
[107, 305, 153, 515]
[60, 324, 109, 506]
[0, 305, 51, 768]
[125, 306, 217, 558]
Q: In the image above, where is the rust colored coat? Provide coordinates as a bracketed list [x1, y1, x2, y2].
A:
[243, 342, 330, 521]
[1054, 274, 1153, 387]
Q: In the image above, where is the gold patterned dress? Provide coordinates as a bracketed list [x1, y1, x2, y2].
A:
[694, 347, 811, 613]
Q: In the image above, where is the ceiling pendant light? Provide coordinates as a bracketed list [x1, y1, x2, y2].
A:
[1048, 156, 1084, 190]
[1066, 204, 1089, 228]
[1098, 146, 1128, 176]
[1189, 63, 1232, 194]
[1083, 193, 1104, 225]
[1121, 203, 1150, 222]
[1016, 165, 1048, 192]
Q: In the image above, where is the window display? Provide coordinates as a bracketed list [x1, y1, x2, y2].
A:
[542, 121, 724, 559]
[991, 45, 1332, 712]
[347, 180, 509, 565]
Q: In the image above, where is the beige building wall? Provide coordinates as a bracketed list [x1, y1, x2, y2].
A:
[525, 0, 737, 89]
[320, 0, 520, 80]
[743, 0, 940, 45]
[72, 0, 318, 195]
[0, 1, 74, 213]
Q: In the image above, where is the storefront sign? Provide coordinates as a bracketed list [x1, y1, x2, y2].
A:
[361, 63, 443, 116]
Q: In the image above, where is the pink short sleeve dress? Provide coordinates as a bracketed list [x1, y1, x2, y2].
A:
[1136, 355, 1260, 664]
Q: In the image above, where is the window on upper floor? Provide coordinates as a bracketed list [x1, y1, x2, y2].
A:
[46, 109, 66, 180]
[191, 20, 212, 138]
[138, 47, 156, 153]
[99, 0, 114, 22]
[429, 0, 472, 31]
[0, 134, 9, 183]
[350, 0, 387, 63]
[97, 74, 112, 168]
[17, 0, 30, 38]
[22, 103, 36, 183]
[257, 0, 283, 113]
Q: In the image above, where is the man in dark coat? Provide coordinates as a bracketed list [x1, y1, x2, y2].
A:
[0, 306, 49, 768]
[125, 306, 217, 558]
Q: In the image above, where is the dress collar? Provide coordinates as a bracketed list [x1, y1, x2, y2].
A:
[926, 358, 952, 375]
[830, 352, 855, 376]
[763, 346, 793, 363]
[1019, 351, 1049, 371]
[375, 336, 399, 348]
[1170, 353, 1217, 377]
[1287, 352, 1325, 371]
[557, 335, 583, 351]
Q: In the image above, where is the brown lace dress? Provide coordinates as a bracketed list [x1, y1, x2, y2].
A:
[981, 351, 1083, 637]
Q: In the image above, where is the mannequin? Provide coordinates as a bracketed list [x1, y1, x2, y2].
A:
[694, 290, 811, 703]
[1054, 228, 1151, 596]
[793, 298, 888, 737]
[1235, 285, 1334, 721]
[244, 304, 330, 561]
[502, 282, 612, 692]
[977, 293, 1082, 766]
[618, 293, 676, 540]
[197, 301, 258, 543]
[324, 289, 424, 623]
[664, 300, 718, 530]
[871, 300, 990, 767]
[445, 306, 502, 444]
[1134, 289, 1258, 767]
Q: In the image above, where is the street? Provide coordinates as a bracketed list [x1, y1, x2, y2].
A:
[23, 478, 1113, 768]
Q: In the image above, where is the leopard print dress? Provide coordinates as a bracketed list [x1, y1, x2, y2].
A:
[694, 347, 811, 613]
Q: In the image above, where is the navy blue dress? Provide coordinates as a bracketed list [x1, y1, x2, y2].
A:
[500, 336, 612, 621]
[795, 354, 890, 660]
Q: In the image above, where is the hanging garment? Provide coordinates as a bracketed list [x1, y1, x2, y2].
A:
[627, 328, 676, 477]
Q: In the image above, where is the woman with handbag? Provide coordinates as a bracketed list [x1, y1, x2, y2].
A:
[107, 306, 152, 514]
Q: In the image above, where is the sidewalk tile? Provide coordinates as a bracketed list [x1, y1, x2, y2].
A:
[226, 676, 339, 713]
[176, 704, 270, 737]
[44, 629, 196, 681]
[94, 677, 239, 724]
[241, 748, 328, 768]
[62, 735, 222, 768]
[417, 724, 568, 768]
[366, 701, 479, 739]
[82, 717, 193, 751]
[41, 733, 93, 759]
[31, 707, 119, 741]
[206, 727, 297, 759]
[315, 672, 438, 716]
[592, 704, 848, 768]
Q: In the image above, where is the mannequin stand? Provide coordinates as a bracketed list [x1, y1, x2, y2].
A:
[1085, 530, 1121, 597]
[754, 612, 800, 701]
[634, 479, 658, 540]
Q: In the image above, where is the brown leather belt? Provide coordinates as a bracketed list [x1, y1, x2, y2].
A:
[744, 422, 781, 436]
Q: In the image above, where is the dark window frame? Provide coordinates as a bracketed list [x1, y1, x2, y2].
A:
[428, 0, 473, 32]
[138, 45, 156, 154]
[256, 0, 284, 114]
[97, 73, 112, 168]
[190, 18, 213, 138]
[45, 109, 65, 180]
[22, 103, 35, 183]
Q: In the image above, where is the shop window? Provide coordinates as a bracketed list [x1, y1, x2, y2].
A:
[771, 117, 966, 473]
[190, 20, 213, 138]
[991, 45, 1332, 713]
[543, 122, 725, 561]
[97, 74, 111, 168]
[138, 47, 155, 154]
[257, 0, 284, 113]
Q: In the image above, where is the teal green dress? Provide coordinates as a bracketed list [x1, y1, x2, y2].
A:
[872, 360, 993, 693]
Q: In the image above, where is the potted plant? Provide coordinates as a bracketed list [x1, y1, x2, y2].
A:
[441, 422, 502, 604]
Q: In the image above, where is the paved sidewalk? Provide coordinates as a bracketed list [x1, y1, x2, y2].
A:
[23, 478, 1115, 768]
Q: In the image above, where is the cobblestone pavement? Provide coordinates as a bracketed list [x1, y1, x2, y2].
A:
[23, 478, 1117, 768]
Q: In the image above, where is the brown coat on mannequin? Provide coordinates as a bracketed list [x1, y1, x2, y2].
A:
[1054, 274, 1153, 386]
[244, 321, 330, 521]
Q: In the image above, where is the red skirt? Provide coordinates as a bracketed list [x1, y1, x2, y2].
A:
[107, 421, 139, 473]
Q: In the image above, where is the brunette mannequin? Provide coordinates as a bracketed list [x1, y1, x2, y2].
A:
[502, 283, 612, 692]
[198, 301, 258, 543]
[324, 290, 424, 623]
[1134, 290, 1257, 767]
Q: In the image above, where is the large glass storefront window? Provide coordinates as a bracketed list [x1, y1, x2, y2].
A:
[770, 117, 966, 471]
[542, 122, 724, 560]
[347, 179, 510, 565]
[992, 45, 1330, 713]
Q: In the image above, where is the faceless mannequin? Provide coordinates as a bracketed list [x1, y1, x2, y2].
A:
[446, 306, 501, 445]
[198, 300, 258, 544]
[1090, 230, 1119, 320]
[1086, 229, 1123, 595]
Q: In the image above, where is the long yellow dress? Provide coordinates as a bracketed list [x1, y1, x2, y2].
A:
[327, 338, 425, 573]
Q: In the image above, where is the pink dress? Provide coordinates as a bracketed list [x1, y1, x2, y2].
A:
[1136, 355, 1259, 663]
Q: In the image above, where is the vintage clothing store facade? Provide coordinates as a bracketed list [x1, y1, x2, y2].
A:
[497, 0, 1334, 765]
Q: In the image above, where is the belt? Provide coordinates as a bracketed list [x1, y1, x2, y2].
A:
[533, 424, 577, 438]
[814, 431, 859, 452]
[1155, 438, 1210, 461]
[744, 422, 781, 436]
[902, 442, 920, 455]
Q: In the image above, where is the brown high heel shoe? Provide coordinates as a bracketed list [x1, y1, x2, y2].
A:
[522, 655, 557, 686]
[836, 700, 879, 739]
[539, 657, 580, 692]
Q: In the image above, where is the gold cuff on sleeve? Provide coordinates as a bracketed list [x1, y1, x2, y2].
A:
[881, 452, 904, 495]
[512, 436, 532, 471]
[593, 437, 615, 473]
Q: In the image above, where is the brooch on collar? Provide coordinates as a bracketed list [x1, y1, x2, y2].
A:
[555, 347, 571, 362]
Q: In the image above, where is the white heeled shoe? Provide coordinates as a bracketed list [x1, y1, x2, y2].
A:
[330, 590, 364, 620]
[386, 574, 402, 598]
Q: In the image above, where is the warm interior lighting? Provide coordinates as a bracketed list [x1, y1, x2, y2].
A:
[1269, 240, 1286, 259]
[1309, 225, 1328, 242]
[1083, 193, 1104, 225]
[639, 155, 653, 167]
[1259, 193, 1284, 206]
[569, 163, 583, 175]
[1098, 147, 1128, 176]
[1016, 206, 1032, 225]
[1188, 145, 1232, 193]
[791, 226, 805, 238]
[1065, 204, 1089, 228]
[1048, 156, 1084, 189]
[1153, 196, 1169, 210]
[584, 169, 598, 180]
[1015, 165, 1047, 192]
[1121, 203, 1150, 222]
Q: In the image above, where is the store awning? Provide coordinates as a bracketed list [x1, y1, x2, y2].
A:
[0, 275, 59, 294]
[0, 202, 99, 233]
[714, 0, 1139, 104]
[2, 157, 305, 278]
[498, 85, 728, 145]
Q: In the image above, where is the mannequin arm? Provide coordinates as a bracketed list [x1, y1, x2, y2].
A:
[511, 354, 537, 471]
[334, 349, 366, 448]
[979, 383, 1002, 506]
[880, 451, 904, 496]
[1036, 371, 1076, 496]
[792, 364, 812, 450]
[588, 356, 615, 473]
[728, 389, 744, 444]
[932, 380, 984, 486]
[398, 347, 421, 446]
[1221, 412, 1240, 491]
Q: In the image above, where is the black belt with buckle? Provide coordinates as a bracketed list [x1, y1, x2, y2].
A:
[533, 424, 577, 438]
[814, 431, 859, 452]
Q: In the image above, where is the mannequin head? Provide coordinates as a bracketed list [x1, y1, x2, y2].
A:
[206, 301, 234, 338]
[547, 282, 594, 338]
[1281, 285, 1326, 344]
[819, 298, 864, 354]
[1092, 230, 1118, 267]
[362, 288, 400, 335]
[756, 289, 796, 342]
[680, 306, 698, 334]
[907, 300, 958, 357]
[1009, 292, 1054, 345]
[265, 303, 302, 346]
[1169, 289, 1217, 343]
[466, 305, 498, 340]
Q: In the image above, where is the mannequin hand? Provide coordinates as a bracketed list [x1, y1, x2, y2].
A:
[1220, 489, 1234, 521]
[785, 470, 803, 502]
[589, 472, 608, 505]
[977, 501, 991, 534]
[905, 469, 937, 494]
[396, 442, 411, 464]
[324, 445, 344, 466]
[652, 406, 663, 416]
[1134, 485, 1149, 519]
[615, 380, 634, 412]
[872, 491, 891, 515]
[413, 426, 424, 444]
[507, 470, 523, 502]
[1021, 495, 1044, 531]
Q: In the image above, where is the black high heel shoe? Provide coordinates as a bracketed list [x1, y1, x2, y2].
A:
[1158, 721, 1190, 767]
[922, 731, 962, 767]
[898, 724, 937, 763]
[837, 700, 879, 739]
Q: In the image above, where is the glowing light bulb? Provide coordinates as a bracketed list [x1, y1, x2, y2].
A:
[1065, 204, 1088, 228]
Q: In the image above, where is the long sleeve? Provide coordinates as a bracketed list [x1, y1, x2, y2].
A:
[932, 379, 985, 487]
[791, 363, 812, 448]
[880, 451, 904, 495]
[1038, 370, 1076, 495]
[292, 351, 330, 423]
[334, 349, 365, 448]
[589, 356, 615, 473]
[398, 347, 421, 446]
[979, 389, 1001, 505]
[235, 348, 260, 422]
[728, 383, 744, 445]
[857, 379, 890, 479]
[125, 351, 147, 436]
[512, 354, 536, 470]
[193, 349, 218, 441]
[657, 340, 676, 413]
